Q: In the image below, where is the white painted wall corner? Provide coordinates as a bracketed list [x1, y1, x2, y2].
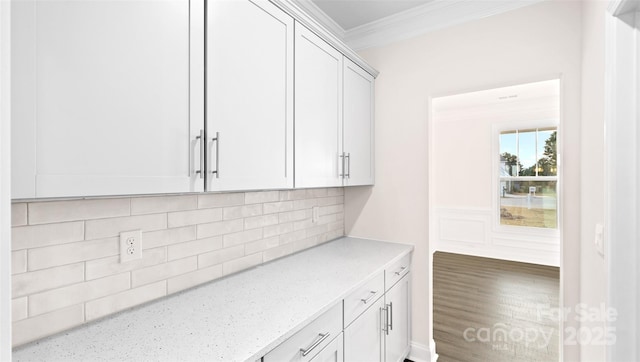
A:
[409, 339, 438, 362]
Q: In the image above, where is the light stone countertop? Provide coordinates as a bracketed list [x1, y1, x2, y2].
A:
[12, 237, 413, 362]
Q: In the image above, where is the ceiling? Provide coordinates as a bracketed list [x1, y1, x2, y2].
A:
[310, 0, 432, 30]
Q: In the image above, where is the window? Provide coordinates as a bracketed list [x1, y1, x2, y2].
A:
[499, 127, 557, 229]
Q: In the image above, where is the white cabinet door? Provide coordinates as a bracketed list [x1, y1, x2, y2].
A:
[11, 0, 204, 198]
[385, 273, 411, 362]
[294, 23, 343, 188]
[343, 58, 375, 186]
[310, 334, 344, 362]
[207, 0, 293, 191]
[344, 296, 384, 362]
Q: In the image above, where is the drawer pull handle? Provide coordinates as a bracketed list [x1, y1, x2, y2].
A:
[394, 266, 407, 276]
[300, 332, 330, 357]
[361, 291, 377, 304]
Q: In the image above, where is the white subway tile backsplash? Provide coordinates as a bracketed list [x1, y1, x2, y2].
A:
[198, 192, 244, 209]
[198, 245, 244, 268]
[167, 264, 223, 294]
[11, 187, 344, 346]
[28, 238, 119, 271]
[85, 281, 166, 321]
[168, 208, 222, 228]
[223, 204, 262, 220]
[13, 263, 85, 298]
[263, 201, 294, 214]
[12, 251, 27, 274]
[85, 214, 167, 240]
[279, 230, 307, 245]
[28, 198, 130, 225]
[131, 257, 197, 288]
[245, 191, 279, 204]
[29, 273, 130, 316]
[263, 222, 294, 238]
[244, 214, 278, 230]
[167, 236, 223, 261]
[12, 304, 85, 347]
[263, 243, 295, 263]
[143, 226, 197, 249]
[223, 253, 263, 276]
[223, 229, 263, 248]
[12, 203, 27, 226]
[245, 236, 279, 255]
[278, 210, 309, 223]
[86, 247, 167, 280]
[12, 297, 28, 321]
[196, 219, 243, 239]
[12, 221, 84, 250]
[131, 195, 197, 215]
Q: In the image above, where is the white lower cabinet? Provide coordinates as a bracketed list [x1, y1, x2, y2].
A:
[263, 257, 411, 362]
[310, 333, 344, 362]
[263, 302, 342, 362]
[344, 297, 384, 362]
[384, 273, 411, 362]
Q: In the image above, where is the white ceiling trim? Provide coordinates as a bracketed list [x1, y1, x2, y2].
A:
[290, 0, 346, 39]
[344, 0, 545, 51]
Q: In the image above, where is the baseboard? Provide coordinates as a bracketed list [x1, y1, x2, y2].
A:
[409, 340, 438, 362]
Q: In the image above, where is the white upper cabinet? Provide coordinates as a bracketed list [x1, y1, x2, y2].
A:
[343, 58, 375, 186]
[294, 23, 344, 188]
[206, 0, 294, 191]
[11, 0, 205, 198]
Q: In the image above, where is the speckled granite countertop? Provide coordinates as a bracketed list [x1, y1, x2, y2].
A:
[12, 237, 413, 362]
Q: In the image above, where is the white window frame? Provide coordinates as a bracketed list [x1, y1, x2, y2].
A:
[492, 120, 561, 238]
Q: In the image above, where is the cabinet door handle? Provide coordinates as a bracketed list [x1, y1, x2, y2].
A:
[394, 266, 407, 276]
[339, 152, 345, 178]
[360, 291, 377, 304]
[389, 302, 393, 331]
[300, 332, 330, 357]
[196, 129, 204, 178]
[345, 153, 351, 179]
[211, 132, 219, 178]
[381, 306, 389, 335]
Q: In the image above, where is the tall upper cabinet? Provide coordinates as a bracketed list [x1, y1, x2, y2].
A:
[11, 0, 205, 198]
[294, 23, 344, 188]
[343, 58, 375, 186]
[206, 0, 294, 191]
[294, 23, 375, 188]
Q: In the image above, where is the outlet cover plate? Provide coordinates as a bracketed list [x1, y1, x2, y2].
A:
[120, 229, 142, 263]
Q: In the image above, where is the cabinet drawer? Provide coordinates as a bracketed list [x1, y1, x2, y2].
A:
[343, 271, 384, 327]
[264, 302, 342, 362]
[385, 253, 411, 291]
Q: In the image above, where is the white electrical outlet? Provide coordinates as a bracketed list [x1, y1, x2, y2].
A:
[312, 206, 319, 224]
[120, 230, 142, 263]
[595, 223, 605, 257]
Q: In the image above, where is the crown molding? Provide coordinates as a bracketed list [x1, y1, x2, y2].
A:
[270, 0, 379, 77]
[608, 0, 640, 16]
[290, 0, 346, 39]
[344, 0, 545, 51]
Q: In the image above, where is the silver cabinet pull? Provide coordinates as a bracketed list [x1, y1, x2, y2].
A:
[196, 129, 204, 178]
[394, 266, 407, 276]
[360, 291, 377, 304]
[339, 152, 345, 178]
[389, 302, 393, 331]
[211, 132, 219, 178]
[300, 332, 330, 357]
[345, 153, 351, 179]
[381, 306, 389, 335]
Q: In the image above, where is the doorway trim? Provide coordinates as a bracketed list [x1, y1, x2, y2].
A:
[605, 2, 639, 361]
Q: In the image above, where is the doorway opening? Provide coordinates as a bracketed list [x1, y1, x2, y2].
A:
[428, 79, 562, 361]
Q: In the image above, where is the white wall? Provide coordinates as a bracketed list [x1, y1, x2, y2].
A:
[344, 1, 583, 359]
[580, 1, 607, 361]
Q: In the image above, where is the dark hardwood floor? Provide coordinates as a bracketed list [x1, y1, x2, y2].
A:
[433, 252, 560, 362]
